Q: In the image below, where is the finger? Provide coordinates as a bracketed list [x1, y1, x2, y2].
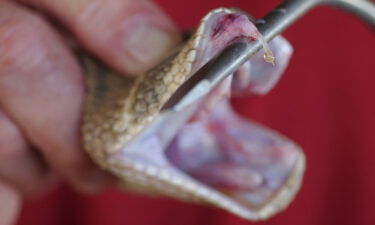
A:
[0, 182, 21, 225]
[21, 0, 181, 75]
[0, 1, 115, 193]
[0, 109, 51, 195]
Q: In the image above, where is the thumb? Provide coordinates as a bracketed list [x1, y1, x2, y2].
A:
[23, 0, 182, 75]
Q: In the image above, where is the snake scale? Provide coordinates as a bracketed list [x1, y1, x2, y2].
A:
[79, 8, 305, 221]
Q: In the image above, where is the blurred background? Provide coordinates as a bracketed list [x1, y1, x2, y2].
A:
[16, 0, 375, 225]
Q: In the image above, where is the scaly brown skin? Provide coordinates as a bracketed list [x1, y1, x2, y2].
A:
[81, 8, 304, 221]
[81, 36, 195, 163]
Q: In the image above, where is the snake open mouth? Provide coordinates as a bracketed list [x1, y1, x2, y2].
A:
[82, 8, 305, 221]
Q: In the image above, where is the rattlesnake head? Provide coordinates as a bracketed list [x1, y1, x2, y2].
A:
[80, 8, 305, 221]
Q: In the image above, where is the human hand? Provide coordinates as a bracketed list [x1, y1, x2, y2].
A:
[0, 0, 181, 224]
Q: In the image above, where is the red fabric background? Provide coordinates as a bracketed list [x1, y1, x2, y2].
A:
[16, 1, 375, 225]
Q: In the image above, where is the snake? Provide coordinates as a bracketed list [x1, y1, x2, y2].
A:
[79, 8, 305, 221]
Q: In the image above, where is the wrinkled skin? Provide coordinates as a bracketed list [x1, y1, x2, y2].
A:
[0, 0, 181, 223]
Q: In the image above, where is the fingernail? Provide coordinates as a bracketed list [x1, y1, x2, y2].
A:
[122, 16, 180, 74]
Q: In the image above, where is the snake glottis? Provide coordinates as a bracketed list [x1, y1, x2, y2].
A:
[80, 8, 305, 221]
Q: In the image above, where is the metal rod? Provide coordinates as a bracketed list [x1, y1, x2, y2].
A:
[164, 0, 375, 111]
[324, 0, 375, 28]
[207, 0, 375, 88]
